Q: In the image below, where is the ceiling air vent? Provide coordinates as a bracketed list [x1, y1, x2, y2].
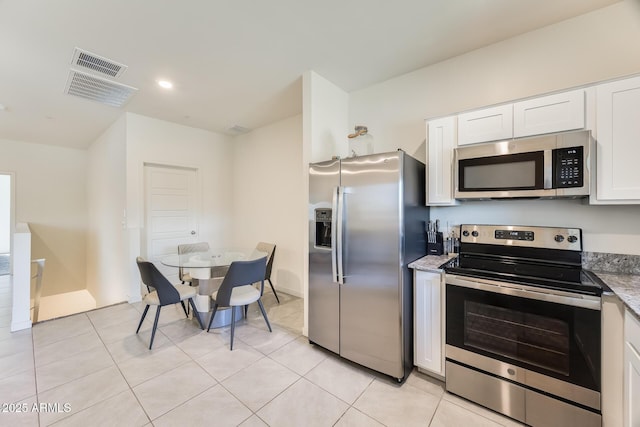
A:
[64, 70, 138, 108]
[228, 125, 251, 134]
[71, 48, 128, 78]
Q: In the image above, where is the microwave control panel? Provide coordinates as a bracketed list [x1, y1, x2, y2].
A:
[553, 146, 583, 188]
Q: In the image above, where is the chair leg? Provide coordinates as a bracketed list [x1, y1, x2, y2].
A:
[149, 306, 162, 350]
[188, 298, 204, 329]
[207, 303, 219, 332]
[180, 300, 189, 317]
[136, 305, 150, 334]
[257, 299, 272, 332]
[230, 306, 236, 350]
[268, 278, 280, 304]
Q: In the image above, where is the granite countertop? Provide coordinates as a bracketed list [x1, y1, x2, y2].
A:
[592, 272, 640, 321]
[408, 255, 454, 272]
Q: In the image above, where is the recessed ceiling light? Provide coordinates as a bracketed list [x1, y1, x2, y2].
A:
[157, 80, 173, 89]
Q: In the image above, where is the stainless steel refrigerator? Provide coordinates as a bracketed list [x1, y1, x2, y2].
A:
[308, 150, 428, 382]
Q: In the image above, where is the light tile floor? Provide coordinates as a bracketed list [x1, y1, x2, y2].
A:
[0, 276, 524, 426]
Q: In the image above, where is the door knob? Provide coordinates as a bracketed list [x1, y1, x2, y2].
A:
[191, 231, 196, 235]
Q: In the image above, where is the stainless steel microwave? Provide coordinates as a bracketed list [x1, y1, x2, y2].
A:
[454, 130, 594, 199]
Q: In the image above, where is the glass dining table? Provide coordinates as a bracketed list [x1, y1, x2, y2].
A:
[161, 248, 267, 328]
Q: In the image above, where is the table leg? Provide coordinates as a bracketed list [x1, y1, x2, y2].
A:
[193, 275, 242, 329]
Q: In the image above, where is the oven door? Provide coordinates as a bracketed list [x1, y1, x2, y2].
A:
[446, 275, 601, 407]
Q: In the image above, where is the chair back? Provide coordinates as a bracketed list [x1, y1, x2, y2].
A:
[178, 242, 210, 281]
[215, 257, 267, 306]
[256, 242, 275, 280]
[136, 257, 181, 305]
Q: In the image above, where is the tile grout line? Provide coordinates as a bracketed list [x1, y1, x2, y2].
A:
[30, 324, 41, 427]
[205, 313, 306, 426]
[32, 314, 99, 425]
[114, 303, 222, 424]
[29, 297, 308, 426]
[85, 310, 154, 426]
[34, 313, 142, 426]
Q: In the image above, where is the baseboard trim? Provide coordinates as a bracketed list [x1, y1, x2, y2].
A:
[274, 285, 303, 299]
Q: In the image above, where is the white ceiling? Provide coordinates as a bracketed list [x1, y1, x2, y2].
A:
[0, 0, 621, 149]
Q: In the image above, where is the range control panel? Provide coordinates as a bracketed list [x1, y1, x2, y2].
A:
[495, 229, 534, 241]
[460, 224, 582, 251]
[553, 146, 584, 188]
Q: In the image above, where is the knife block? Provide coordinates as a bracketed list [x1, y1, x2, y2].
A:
[427, 232, 444, 255]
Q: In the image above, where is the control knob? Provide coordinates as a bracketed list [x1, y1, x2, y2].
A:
[462, 230, 470, 237]
[554, 235, 564, 243]
[472, 231, 479, 237]
[567, 235, 578, 243]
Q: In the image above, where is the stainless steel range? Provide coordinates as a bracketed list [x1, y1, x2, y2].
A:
[443, 224, 607, 427]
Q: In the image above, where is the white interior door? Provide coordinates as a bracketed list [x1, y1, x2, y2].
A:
[144, 164, 199, 283]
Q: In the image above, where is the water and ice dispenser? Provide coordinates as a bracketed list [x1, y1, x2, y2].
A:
[314, 208, 332, 248]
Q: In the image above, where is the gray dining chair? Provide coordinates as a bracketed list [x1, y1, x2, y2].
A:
[178, 242, 210, 286]
[256, 242, 279, 303]
[178, 242, 210, 315]
[136, 257, 204, 349]
[206, 256, 271, 350]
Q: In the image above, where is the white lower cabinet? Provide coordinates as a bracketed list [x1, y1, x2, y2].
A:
[413, 270, 444, 376]
[624, 310, 640, 427]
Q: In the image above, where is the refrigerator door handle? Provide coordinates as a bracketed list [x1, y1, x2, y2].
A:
[331, 186, 339, 283]
[336, 186, 345, 285]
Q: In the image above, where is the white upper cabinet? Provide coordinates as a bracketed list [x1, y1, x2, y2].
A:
[457, 104, 513, 145]
[513, 89, 585, 138]
[426, 116, 458, 205]
[594, 76, 640, 203]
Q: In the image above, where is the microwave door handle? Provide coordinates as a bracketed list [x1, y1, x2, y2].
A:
[543, 149, 553, 189]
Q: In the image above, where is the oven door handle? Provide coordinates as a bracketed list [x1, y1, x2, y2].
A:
[446, 275, 601, 310]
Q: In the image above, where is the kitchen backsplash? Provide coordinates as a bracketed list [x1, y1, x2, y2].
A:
[583, 252, 640, 275]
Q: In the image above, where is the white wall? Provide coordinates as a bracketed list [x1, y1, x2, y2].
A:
[304, 71, 350, 163]
[125, 113, 235, 301]
[302, 71, 351, 334]
[231, 114, 304, 297]
[348, 0, 640, 255]
[0, 138, 87, 296]
[351, 1, 640, 162]
[0, 174, 10, 254]
[86, 115, 127, 306]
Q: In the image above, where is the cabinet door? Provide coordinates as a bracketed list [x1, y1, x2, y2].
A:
[457, 104, 513, 145]
[426, 117, 458, 205]
[596, 77, 640, 202]
[413, 270, 443, 376]
[625, 311, 640, 427]
[513, 89, 585, 137]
